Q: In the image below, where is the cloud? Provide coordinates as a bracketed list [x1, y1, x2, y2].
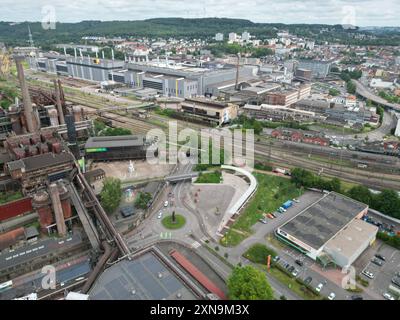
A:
[0, 0, 399, 26]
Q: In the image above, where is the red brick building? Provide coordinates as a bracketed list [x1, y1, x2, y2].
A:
[271, 127, 330, 146]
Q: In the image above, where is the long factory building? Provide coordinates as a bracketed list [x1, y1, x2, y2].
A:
[276, 192, 379, 268]
[29, 53, 256, 99]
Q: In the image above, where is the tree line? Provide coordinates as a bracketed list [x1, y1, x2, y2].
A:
[291, 168, 400, 219]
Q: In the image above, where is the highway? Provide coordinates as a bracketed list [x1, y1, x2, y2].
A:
[354, 79, 400, 111]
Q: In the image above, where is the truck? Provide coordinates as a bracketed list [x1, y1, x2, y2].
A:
[282, 200, 293, 210]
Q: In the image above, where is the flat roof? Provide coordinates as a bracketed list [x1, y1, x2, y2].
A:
[7, 152, 74, 172]
[324, 219, 378, 259]
[89, 252, 197, 300]
[85, 135, 146, 149]
[280, 192, 368, 249]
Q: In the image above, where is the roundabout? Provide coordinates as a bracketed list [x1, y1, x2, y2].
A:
[161, 213, 186, 230]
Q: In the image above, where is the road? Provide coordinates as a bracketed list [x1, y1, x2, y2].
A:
[354, 79, 400, 111]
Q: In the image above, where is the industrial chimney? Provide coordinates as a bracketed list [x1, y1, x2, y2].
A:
[49, 182, 67, 237]
[53, 79, 65, 124]
[14, 55, 37, 133]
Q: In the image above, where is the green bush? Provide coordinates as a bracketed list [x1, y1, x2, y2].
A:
[243, 244, 277, 264]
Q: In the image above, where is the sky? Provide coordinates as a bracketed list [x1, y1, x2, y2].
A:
[0, 0, 399, 27]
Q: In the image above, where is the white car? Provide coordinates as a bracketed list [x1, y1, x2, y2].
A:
[328, 292, 336, 300]
[362, 270, 374, 279]
[293, 198, 300, 203]
[315, 283, 323, 292]
[383, 292, 395, 300]
[164, 201, 169, 207]
[292, 269, 299, 277]
[157, 211, 163, 219]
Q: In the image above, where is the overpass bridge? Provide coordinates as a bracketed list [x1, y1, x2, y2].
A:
[354, 80, 400, 112]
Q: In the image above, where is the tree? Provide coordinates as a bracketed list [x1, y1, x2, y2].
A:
[135, 192, 152, 209]
[346, 185, 373, 206]
[172, 210, 176, 223]
[329, 88, 340, 96]
[100, 178, 122, 214]
[346, 80, 356, 94]
[227, 265, 274, 300]
[372, 190, 400, 219]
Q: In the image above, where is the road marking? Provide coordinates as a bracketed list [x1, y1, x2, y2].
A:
[191, 241, 201, 249]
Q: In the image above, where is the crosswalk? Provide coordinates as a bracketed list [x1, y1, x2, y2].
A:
[191, 241, 201, 249]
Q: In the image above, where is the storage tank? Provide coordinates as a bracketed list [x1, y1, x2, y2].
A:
[72, 105, 83, 122]
[32, 190, 53, 232]
[57, 181, 72, 219]
[48, 108, 59, 127]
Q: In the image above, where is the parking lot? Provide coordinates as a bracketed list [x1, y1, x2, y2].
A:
[354, 240, 400, 299]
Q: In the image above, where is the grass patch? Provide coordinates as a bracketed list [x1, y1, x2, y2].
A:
[243, 243, 277, 264]
[221, 173, 302, 247]
[195, 171, 222, 184]
[161, 214, 186, 229]
[0, 191, 24, 204]
[356, 275, 370, 287]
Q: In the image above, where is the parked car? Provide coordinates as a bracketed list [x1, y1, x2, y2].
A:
[328, 292, 336, 300]
[315, 283, 323, 293]
[362, 270, 374, 279]
[295, 259, 304, 267]
[293, 198, 300, 203]
[288, 266, 295, 273]
[351, 295, 363, 300]
[157, 211, 163, 219]
[304, 277, 312, 285]
[375, 254, 386, 261]
[391, 276, 400, 287]
[273, 256, 280, 263]
[371, 258, 383, 266]
[259, 218, 268, 224]
[164, 200, 169, 207]
[383, 292, 395, 300]
[279, 207, 287, 212]
[292, 269, 299, 277]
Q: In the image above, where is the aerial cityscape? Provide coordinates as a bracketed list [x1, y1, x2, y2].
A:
[1, 0, 400, 306]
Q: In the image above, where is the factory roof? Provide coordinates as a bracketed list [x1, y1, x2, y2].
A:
[182, 98, 231, 109]
[89, 252, 197, 300]
[17, 152, 74, 172]
[279, 192, 368, 250]
[324, 219, 378, 259]
[85, 135, 146, 149]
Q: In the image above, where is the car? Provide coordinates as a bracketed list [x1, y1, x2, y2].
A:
[288, 266, 295, 273]
[392, 276, 400, 287]
[362, 270, 374, 279]
[375, 254, 386, 261]
[292, 269, 299, 277]
[279, 207, 287, 212]
[383, 292, 395, 300]
[273, 256, 280, 263]
[351, 295, 363, 300]
[157, 211, 163, 219]
[295, 259, 304, 267]
[304, 277, 312, 285]
[259, 218, 268, 224]
[164, 200, 169, 207]
[293, 198, 300, 203]
[371, 258, 383, 266]
[328, 292, 336, 300]
[315, 283, 323, 292]
[283, 262, 290, 269]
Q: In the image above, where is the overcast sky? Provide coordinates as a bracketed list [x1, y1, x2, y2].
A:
[1, 0, 399, 26]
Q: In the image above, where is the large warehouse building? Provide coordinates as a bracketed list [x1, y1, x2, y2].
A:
[29, 53, 257, 98]
[276, 192, 378, 268]
[84, 135, 152, 161]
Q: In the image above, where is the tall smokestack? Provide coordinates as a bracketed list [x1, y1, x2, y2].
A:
[53, 79, 65, 124]
[235, 53, 241, 90]
[49, 183, 67, 237]
[14, 55, 36, 133]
